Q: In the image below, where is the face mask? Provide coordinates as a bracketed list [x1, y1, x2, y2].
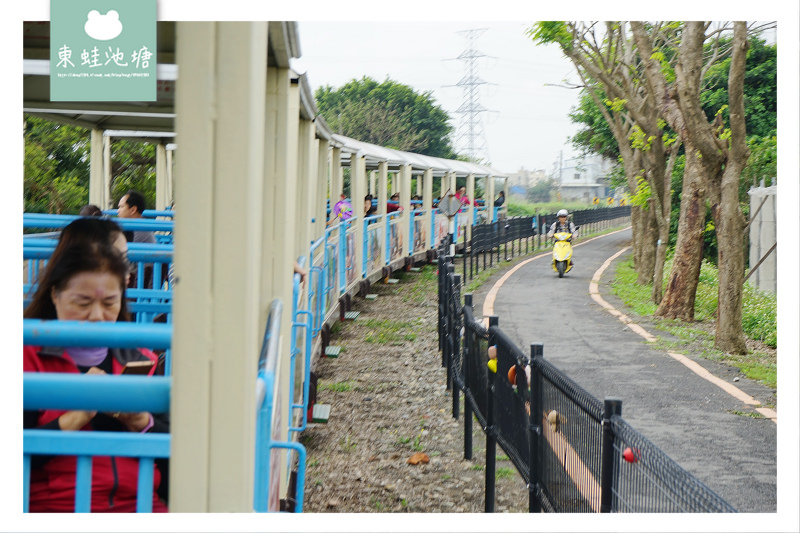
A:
[65, 346, 109, 367]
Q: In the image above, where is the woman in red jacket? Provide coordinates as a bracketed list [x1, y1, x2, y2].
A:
[23, 228, 168, 512]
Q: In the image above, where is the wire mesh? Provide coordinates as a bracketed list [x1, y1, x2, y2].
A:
[462, 305, 489, 428]
[609, 415, 737, 513]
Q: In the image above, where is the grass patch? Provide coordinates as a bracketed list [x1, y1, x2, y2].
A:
[495, 467, 516, 480]
[729, 410, 765, 419]
[611, 256, 777, 389]
[320, 380, 353, 393]
[339, 435, 357, 453]
[402, 266, 438, 304]
[363, 318, 417, 345]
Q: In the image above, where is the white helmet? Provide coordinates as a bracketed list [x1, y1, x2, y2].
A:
[557, 209, 568, 217]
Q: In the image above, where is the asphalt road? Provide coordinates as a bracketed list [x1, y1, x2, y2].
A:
[473, 227, 777, 513]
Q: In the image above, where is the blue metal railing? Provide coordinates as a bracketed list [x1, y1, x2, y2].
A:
[23, 321, 172, 513]
[289, 259, 313, 434]
[23, 213, 175, 233]
[254, 299, 306, 512]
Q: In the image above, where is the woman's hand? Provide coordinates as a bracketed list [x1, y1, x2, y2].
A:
[57, 366, 106, 430]
[115, 412, 152, 432]
[84, 367, 149, 430]
[58, 409, 97, 431]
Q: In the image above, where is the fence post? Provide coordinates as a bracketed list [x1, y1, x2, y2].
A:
[528, 343, 544, 513]
[600, 397, 623, 513]
[463, 294, 473, 461]
[437, 251, 444, 354]
[451, 273, 461, 420]
[442, 257, 454, 370]
[463, 243, 468, 282]
[485, 316, 498, 513]
[445, 263, 456, 385]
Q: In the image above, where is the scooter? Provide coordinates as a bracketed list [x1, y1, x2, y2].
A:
[551, 230, 575, 278]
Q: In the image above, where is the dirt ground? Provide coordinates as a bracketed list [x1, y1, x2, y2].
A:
[301, 264, 530, 513]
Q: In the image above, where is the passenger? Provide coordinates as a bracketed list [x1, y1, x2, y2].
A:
[23, 239, 169, 513]
[364, 194, 376, 217]
[117, 190, 163, 289]
[455, 186, 470, 206]
[78, 204, 103, 216]
[116, 190, 155, 244]
[493, 191, 505, 207]
[31, 217, 132, 290]
[387, 193, 401, 213]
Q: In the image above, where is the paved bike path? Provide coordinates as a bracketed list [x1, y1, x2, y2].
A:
[467, 227, 776, 513]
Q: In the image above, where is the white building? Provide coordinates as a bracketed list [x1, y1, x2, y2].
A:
[557, 155, 614, 202]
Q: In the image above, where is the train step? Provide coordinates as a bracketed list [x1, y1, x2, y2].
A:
[385, 278, 399, 284]
[343, 311, 360, 320]
[324, 345, 341, 358]
[311, 404, 331, 423]
[364, 293, 378, 300]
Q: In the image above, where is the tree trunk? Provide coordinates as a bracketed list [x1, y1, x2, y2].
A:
[713, 22, 750, 354]
[652, 207, 670, 305]
[621, 148, 656, 284]
[655, 143, 705, 320]
[631, 205, 657, 284]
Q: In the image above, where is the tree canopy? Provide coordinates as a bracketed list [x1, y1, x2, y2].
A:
[24, 115, 157, 214]
[315, 76, 458, 159]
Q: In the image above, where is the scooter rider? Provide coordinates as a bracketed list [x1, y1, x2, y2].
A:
[547, 209, 578, 239]
[548, 209, 578, 262]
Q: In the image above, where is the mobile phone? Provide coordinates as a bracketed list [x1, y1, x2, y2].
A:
[122, 360, 155, 375]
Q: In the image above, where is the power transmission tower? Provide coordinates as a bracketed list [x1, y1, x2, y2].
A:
[448, 28, 491, 164]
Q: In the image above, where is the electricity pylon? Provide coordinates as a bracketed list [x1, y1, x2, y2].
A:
[448, 28, 491, 164]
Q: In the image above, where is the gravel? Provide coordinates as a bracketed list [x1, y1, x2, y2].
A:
[301, 265, 529, 513]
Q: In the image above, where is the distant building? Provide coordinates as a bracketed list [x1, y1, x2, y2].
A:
[506, 167, 547, 196]
[557, 155, 614, 202]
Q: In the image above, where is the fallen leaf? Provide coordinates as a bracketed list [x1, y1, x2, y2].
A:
[407, 452, 429, 465]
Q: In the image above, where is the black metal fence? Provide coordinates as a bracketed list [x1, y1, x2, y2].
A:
[462, 206, 631, 282]
[437, 231, 736, 513]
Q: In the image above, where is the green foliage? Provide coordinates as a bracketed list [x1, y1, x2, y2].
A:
[315, 76, 457, 159]
[568, 90, 621, 162]
[507, 199, 587, 217]
[742, 135, 777, 190]
[24, 116, 90, 214]
[525, 180, 555, 203]
[629, 172, 651, 209]
[109, 139, 157, 208]
[24, 115, 158, 214]
[741, 283, 777, 347]
[527, 22, 573, 50]
[700, 38, 777, 139]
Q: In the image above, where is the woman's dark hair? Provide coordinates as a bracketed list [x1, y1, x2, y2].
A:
[40, 218, 127, 281]
[24, 219, 130, 321]
[79, 204, 103, 216]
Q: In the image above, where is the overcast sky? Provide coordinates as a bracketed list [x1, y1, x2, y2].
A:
[295, 21, 582, 175]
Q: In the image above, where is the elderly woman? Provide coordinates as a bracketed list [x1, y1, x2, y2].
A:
[23, 231, 168, 512]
